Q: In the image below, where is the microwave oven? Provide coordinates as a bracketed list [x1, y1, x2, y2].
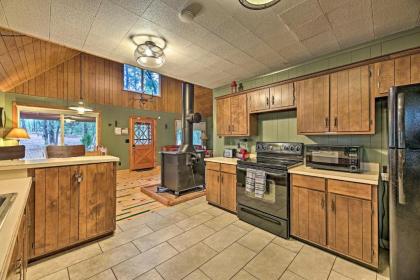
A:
[305, 145, 362, 173]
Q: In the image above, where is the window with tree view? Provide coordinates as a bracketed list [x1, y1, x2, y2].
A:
[123, 64, 160, 96]
[18, 107, 98, 159]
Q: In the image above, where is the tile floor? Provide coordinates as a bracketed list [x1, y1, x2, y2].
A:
[27, 196, 390, 280]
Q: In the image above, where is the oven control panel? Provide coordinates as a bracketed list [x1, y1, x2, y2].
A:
[256, 142, 304, 155]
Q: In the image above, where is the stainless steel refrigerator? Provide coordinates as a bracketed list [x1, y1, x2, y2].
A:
[389, 83, 420, 280]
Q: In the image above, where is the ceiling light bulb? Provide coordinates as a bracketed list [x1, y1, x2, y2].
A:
[239, 0, 282, 9]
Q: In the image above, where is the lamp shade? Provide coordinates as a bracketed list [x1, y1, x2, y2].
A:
[5, 127, 30, 140]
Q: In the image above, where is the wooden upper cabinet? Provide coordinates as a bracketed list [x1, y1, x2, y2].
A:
[330, 66, 372, 133]
[216, 98, 231, 136]
[230, 94, 248, 135]
[411, 54, 420, 84]
[372, 60, 394, 97]
[270, 83, 295, 109]
[395, 56, 411, 86]
[216, 93, 256, 137]
[248, 88, 270, 112]
[296, 75, 330, 134]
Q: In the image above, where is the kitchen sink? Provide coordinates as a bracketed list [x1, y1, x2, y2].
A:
[0, 193, 17, 229]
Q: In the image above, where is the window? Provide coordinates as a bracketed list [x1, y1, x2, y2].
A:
[123, 64, 160, 96]
[17, 105, 99, 159]
[175, 120, 206, 146]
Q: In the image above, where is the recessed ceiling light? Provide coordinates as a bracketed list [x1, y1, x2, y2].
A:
[239, 0, 282, 10]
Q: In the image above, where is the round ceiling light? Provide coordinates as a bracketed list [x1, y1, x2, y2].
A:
[239, 0, 282, 10]
[134, 40, 166, 68]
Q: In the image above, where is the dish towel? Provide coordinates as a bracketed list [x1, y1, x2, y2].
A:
[254, 170, 266, 198]
[246, 168, 256, 193]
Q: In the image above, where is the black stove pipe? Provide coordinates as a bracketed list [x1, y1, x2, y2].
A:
[179, 82, 196, 153]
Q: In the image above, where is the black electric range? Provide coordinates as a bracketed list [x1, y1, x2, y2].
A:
[236, 142, 304, 238]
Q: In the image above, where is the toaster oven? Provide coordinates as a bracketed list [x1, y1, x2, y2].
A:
[305, 145, 362, 173]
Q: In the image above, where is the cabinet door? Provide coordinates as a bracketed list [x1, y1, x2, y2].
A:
[220, 172, 236, 212]
[230, 94, 248, 135]
[270, 83, 295, 109]
[411, 54, 420, 84]
[296, 75, 330, 134]
[373, 60, 394, 97]
[328, 194, 373, 263]
[6, 209, 27, 280]
[248, 88, 270, 112]
[206, 169, 221, 205]
[395, 56, 411, 86]
[291, 186, 326, 245]
[216, 98, 231, 135]
[330, 66, 371, 133]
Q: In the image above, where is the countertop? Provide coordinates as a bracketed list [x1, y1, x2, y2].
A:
[204, 157, 239, 165]
[0, 177, 32, 280]
[288, 163, 380, 185]
[0, 155, 120, 171]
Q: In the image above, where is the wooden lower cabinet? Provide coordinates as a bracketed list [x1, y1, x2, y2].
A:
[6, 207, 28, 280]
[29, 162, 116, 260]
[205, 162, 236, 212]
[291, 174, 378, 268]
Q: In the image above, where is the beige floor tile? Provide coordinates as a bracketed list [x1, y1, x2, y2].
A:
[117, 212, 162, 231]
[279, 270, 305, 280]
[203, 224, 248, 252]
[288, 245, 336, 280]
[185, 197, 207, 206]
[112, 243, 178, 280]
[237, 228, 275, 252]
[333, 258, 377, 280]
[376, 274, 390, 280]
[28, 243, 102, 280]
[204, 206, 226, 217]
[88, 269, 116, 280]
[134, 269, 164, 280]
[200, 243, 255, 280]
[168, 224, 215, 252]
[181, 203, 212, 216]
[328, 271, 352, 280]
[156, 243, 217, 280]
[232, 220, 255, 232]
[204, 212, 238, 231]
[38, 269, 69, 280]
[67, 243, 139, 280]
[98, 225, 153, 252]
[146, 212, 189, 231]
[272, 237, 304, 253]
[154, 206, 180, 217]
[133, 225, 184, 252]
[115, 225, 123, 233]
[183, 270, 211, 280]
[231, 270, 257, 280]
[244, 243, 296, 279]
[176, 212, 214, 231]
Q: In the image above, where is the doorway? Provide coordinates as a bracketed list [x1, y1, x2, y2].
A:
[129, 116, 156, 170]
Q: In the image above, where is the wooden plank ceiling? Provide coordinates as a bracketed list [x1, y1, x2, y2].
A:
[0, 27, 80, 92]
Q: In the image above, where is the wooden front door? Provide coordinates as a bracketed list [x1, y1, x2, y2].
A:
[129, 117, 156, 170]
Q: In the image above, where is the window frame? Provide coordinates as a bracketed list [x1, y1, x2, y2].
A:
[122, 64, 161, 97]
[14, 103, 101, 153]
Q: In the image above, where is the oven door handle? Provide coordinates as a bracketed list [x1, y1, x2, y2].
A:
[237, 167, 287, 178]
[240, 207, 283, 225]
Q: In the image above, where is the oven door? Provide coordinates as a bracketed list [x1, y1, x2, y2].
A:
[236, 165, 288, 219]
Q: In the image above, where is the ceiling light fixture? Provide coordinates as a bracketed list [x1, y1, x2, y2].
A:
[239, 0, 282, 10]
[135, 40, 166, 68]
[69, 54, 93, 114]
[178, 3, 202, 23]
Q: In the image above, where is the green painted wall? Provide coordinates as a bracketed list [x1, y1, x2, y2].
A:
[0, 92, 182, 169]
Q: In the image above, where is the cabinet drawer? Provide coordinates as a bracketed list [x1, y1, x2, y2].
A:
[221, 164, 236, 174]
[328, 179, 371, 200]
[206, 162, 220, 171]
[292, 174, 325, 191]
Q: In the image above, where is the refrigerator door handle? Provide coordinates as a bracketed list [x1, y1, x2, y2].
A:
[398, 149, 407, 205]
[388, 87, 397, 148]
[397, 92, 406, 148]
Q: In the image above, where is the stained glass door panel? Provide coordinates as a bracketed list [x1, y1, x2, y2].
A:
[129, 117, 156, 170]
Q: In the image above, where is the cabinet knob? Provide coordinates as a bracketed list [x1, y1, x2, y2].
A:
[331, 200, 336, 212]
[74, 173, 84, 183]
[321, 197, 325, 209]
[325, 117, 329, 128]
[272, 96, 274, 105]
[334, 117, 338, 127]
[266, 97, 269, 106]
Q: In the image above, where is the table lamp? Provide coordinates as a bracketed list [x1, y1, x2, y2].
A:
[5, 127, 30, 144]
